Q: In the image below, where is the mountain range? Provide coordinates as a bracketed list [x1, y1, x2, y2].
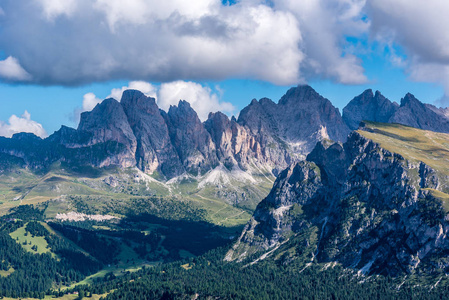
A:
[2, 85, 449, 180]
[2, 84, 449, 279]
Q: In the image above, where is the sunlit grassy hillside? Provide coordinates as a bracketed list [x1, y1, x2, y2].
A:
[358, 121, 449, 177]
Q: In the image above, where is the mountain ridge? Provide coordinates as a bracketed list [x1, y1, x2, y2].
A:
[0, 85, 355, 179]
[226, 123, 449, 276]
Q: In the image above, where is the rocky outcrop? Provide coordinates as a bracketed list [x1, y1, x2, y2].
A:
[390, 93, 449, 132]
[77, 98, 137, 167]
[238, 85, 350, 156]
[343, 89, 398, 130]
[227, 131, 449, 276]
[3, 85, 449, 181]
[120, 90, 182, 178]
[343, 90, 449, 133]
[163, 101, 219, 175]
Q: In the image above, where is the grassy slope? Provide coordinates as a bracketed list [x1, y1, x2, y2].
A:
[0, 267, 14, 277]
[358, 121, 449, 177]
[358, 121, 449, 207]
[9, 224, 51, 255]
[2, 293, 109, 300]
[0, 163, 272, 227]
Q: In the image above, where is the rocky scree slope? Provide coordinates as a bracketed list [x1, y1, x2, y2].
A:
[226, 125, 449, 276]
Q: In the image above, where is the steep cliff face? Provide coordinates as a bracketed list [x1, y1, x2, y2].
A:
[77, 98, 137, 168]
[343, 90, 449, 133]
[227, 127, 449, 276]
[163, 101, 219, 175]
[211, 85, 351, 175]
[4, 85, 449, 183]
[238, 85, 350, 159]
[276, 85, 350, 143]
[390, 93, 449, 132]
[120, 90, 183, 178]
[343, 89, 399, 130]
[204, 112, 239, 169]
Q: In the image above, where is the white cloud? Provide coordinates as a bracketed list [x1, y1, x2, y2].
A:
[0, 56, 31, 81]
[158, 81, 235, 120]
[273, 0, 369, 84]
[368, 0, 449, 95]
[108, 81, 158, 101]
[0, 0, 370, 86]
[82, 93, 103, 112]
[93, 0, 213, 29]
[77, 80, 234, 121]
[35, 0, 77, 19]
[0, 111, 47, 138]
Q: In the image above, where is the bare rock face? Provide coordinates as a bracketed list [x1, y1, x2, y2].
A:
[343, 90, 449, 133]
[120, 90, 183, 178]
[390, 93, 449, 132]
[234, 85, 350, 174]
[276, 85, 350, 144]
[163, 100, 219, 175]
[227, 132, 449, 276]
[343, 89, 399, 130]
[77, 98, 137, 167]
[204, 111, 238, 169]
[4, 85, 449, 183]
[239, 85, 351, 152]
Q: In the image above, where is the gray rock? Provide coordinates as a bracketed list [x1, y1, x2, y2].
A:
[164, 100, 219, 175]
[343, 89, 398, 130]
[77, 98, 137, 167]
[227, 131, 449, 276]
[389, 93, 449, 132]
[120, 90, 183, 178]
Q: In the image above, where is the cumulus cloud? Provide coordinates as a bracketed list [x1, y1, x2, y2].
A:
[273, 0, 369, 84]
[158, 81, 235, 120]
[108, 81, 158, 102]
[0, 0, 372, 86]
[0, 111, 47, 138]
[35, 0, 78, 20]
[0, 56, 31, 81]
[82, 93, 103, 112]
[368, 0, 449, 95]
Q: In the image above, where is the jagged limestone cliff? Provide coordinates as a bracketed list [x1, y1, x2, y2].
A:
[226, 123, 449, 276]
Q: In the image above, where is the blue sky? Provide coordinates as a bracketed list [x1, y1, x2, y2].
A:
[0, 0, 448, 136]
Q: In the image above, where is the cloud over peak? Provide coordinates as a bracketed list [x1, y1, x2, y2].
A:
[0, 111, 47, 138]
[79, 80, 234, 122]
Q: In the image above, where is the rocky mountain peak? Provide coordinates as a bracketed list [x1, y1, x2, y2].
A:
[5, 85, 449, 183]
[11, 132, 42, 141]
[278, 84, 318, 105]
[77, 97, 137, 167]
[342, 89, 398, 130]
[358, 88, 374, 99]
[227, 127, 449, 276]
[120, 90, 182, 177]
[399, 93, 425, 109]
[120, 89, 157, 111]
[164, 100, 218, 175]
